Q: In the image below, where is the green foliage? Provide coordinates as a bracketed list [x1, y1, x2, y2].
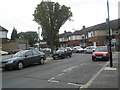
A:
[18, 31, 38, 47]
[11, 27, 18, 40]
[33, 1, 72, 53]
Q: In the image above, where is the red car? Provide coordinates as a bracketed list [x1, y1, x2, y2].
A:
[92, 46, 109, 61]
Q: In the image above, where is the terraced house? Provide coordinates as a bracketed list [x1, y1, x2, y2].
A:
[59, 19, 120, 51]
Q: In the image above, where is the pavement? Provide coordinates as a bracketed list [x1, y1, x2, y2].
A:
[80, 51, 119, 89]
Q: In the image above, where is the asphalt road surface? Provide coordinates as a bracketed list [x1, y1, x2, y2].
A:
[2, 53, 108, 88]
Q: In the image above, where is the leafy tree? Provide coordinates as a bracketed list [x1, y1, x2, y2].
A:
[33, 1, 72, 54]
[18, 31, 38, 47]
[11, 27, 18, 40]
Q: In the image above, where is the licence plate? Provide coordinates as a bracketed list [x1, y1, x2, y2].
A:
[96, 56, 102, 58]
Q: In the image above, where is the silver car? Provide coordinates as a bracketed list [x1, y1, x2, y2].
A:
[84, 46, 97, 53]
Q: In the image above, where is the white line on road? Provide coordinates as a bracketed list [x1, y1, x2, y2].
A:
[50, 77, 54, 80]
[58, 73, 64, 76]
[68, 83, 82, 87]
[80, 61, 109, 89]
[48, 79, 59, 83]
[62, 66, 78, 72]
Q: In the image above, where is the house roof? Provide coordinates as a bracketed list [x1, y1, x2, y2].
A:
[81, 19, 119, 33]
[59, 31, 72, 38]
[0, 26, 8, 32]
[71, 30, 83, 35]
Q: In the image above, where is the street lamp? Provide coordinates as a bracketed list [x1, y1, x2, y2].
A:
[107, 0, 113, 67]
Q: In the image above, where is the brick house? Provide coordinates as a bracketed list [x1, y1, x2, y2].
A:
[0, 26, 8, 45]
[0, 25, 28, 52]
[59, 31, 72, 47]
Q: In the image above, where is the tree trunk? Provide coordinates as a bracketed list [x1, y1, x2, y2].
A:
[50, 39, 54, 55]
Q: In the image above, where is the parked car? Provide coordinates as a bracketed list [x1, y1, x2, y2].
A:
[0, 50, 9, 55]
[0, 50, 46, 70]
[73, 46, 84, 53]
[40, 48, 51, 52]
[65, 47, 73, 52]
[52, 48, 72, 60]
[9, 49, 23, 54]
[84, 46, 97, 53]
[92, 46, 109, 61]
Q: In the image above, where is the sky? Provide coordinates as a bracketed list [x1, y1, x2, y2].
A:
[0, 0, 119, 39]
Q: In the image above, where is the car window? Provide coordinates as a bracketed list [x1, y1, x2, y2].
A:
[32, 50, 39, 55]
[25, 51, 33, 56]
[12, 51, 25, 57]
[95, 47, 108, 52]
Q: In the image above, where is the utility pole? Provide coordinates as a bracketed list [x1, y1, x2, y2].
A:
[38, 26, 41, 51]
[107, 0, 113, 67]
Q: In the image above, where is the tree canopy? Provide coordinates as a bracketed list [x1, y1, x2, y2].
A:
[11, 27, 18, 40]
[18, 31, 38, 47]
[33, 1, 72, 53]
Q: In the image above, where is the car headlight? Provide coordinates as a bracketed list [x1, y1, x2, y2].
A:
[92, 53, 96, 56]
[7, 60, 14, 64]
[103, 54, 107, 56]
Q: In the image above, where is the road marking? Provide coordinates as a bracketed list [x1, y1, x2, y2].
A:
[104, 67, 117, 70]
[48, 79, 59, 83]
[50, 77, 54, 80]
[58, 73, 64, 76]
[48, 80, 59, 83]
[68, 83, 82, 87]
[62, 66, 78, 72]
[80, 61, 109, 89]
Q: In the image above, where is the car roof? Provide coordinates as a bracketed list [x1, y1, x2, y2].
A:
[97, 46, 107, 48]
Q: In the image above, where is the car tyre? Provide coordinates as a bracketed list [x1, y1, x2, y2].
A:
[53, 57, 56, 60]
[92, 57, 96, 61]
[3, 67, 9, 71]
[17, 62, 24, 70]
[40, 58, 44, 65]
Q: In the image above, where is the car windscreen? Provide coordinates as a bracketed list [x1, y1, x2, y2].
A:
[56, 50, 64, 53]
[12, 51, 26, 57]
[95, 47, 108, 52]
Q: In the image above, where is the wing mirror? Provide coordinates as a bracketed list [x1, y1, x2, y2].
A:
[25, 55, 28, 57]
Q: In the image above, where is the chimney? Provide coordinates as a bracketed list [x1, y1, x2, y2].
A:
[82, 26, 86, 29]
[64, 30, 66, 33]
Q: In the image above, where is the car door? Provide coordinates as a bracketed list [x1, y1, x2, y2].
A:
[24, 51, 34, 65]
[32, 50, 40, 64]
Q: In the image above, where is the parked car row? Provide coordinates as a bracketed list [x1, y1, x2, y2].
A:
[63, 46, 97, 54]
[0, 46, 109, 70]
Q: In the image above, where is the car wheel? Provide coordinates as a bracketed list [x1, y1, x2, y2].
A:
[40, 58, 44, 65]
[92, 57, 96, 61]
[3, 67, 9, 71]
[69, 55, 72, 57]
[17, 62, 24, 70]
[53, 57, 56, 60]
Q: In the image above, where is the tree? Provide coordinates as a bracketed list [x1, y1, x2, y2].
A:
[11, 27, 18, 40]
[33, 1, 72, 54]
[18, 31, 38, 47]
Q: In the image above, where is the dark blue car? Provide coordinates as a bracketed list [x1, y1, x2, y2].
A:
[0, 50, 46, 70]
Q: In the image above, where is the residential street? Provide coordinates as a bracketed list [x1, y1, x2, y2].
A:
[2, 53, 108, 88]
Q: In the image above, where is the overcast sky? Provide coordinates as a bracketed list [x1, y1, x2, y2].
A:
[0, 0, 119, 39]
